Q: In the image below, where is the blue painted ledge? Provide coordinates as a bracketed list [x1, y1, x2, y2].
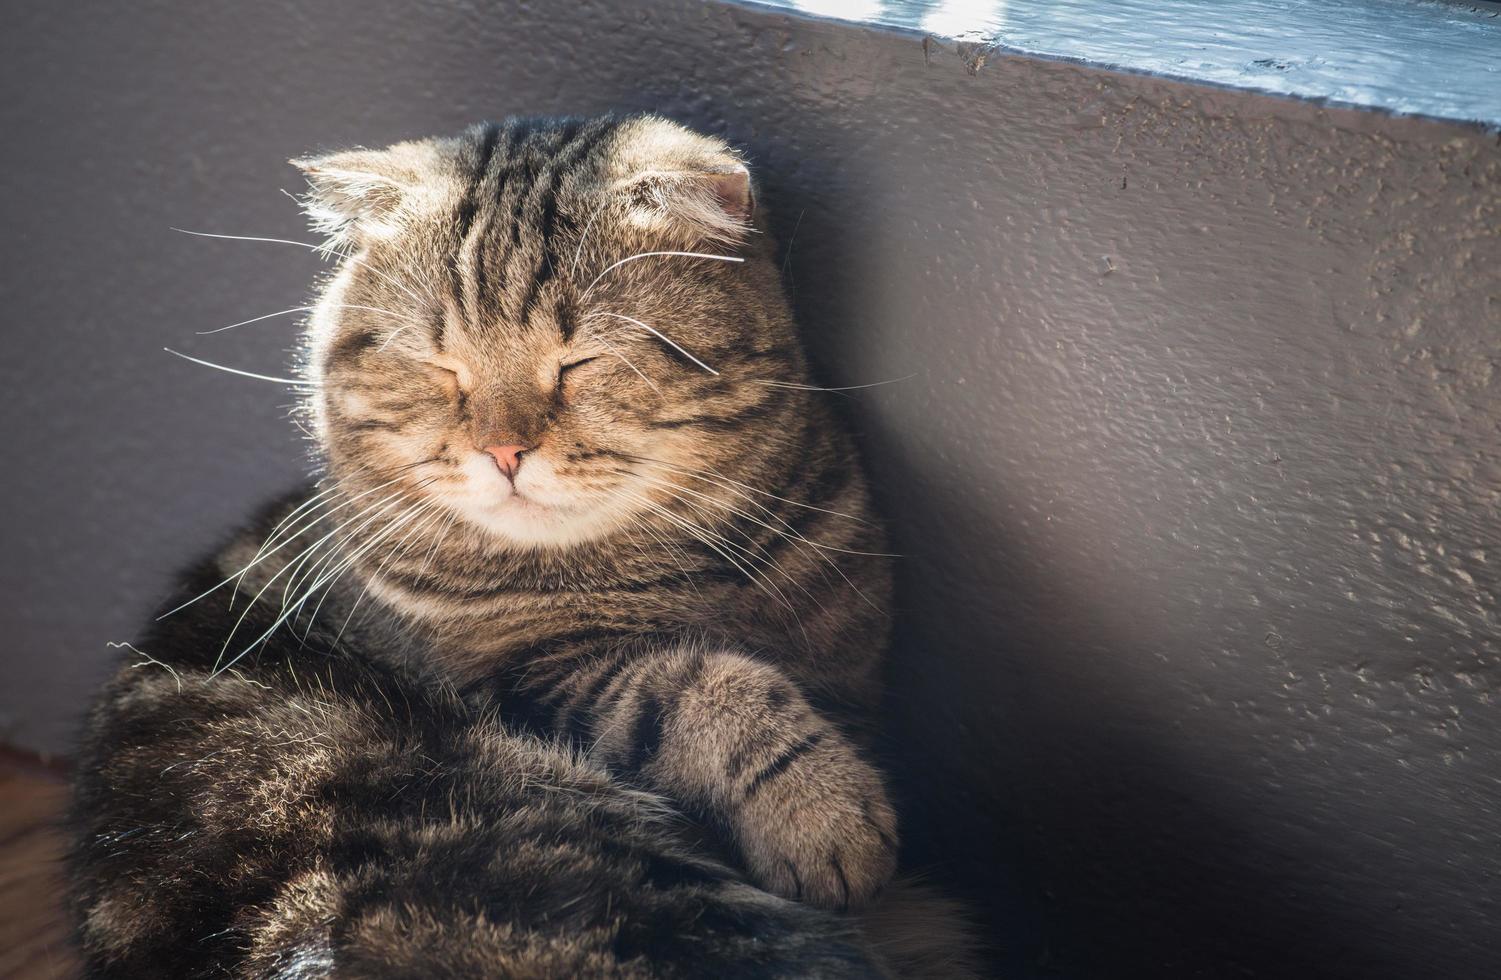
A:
[740, 0, 1501, 130]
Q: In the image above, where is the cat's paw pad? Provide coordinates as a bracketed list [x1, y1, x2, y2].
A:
[733, 732, 898, 909]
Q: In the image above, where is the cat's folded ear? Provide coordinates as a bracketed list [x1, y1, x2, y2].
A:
[291, 141, 441, 244]
[607, 117, 756, 246]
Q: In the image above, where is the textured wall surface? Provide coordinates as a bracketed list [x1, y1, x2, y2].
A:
[2, 2, 1497, 977]
[751, 0, 1501, 127]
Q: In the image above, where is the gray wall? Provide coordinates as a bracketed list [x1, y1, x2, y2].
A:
[3, 2, 1497, 977]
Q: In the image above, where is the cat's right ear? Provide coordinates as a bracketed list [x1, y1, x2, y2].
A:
[291, 143, 437, 244]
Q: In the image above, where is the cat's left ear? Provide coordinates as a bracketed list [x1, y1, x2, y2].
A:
[291, 142, 438, 244]
[620, 163, 754, 245]
[608, 117, 756, 246]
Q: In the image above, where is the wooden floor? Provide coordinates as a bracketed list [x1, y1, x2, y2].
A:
[0, 754, 77, 980]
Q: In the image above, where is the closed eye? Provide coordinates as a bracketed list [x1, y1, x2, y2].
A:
[421, 356, 469, 398]
[558, 356, 600, 381]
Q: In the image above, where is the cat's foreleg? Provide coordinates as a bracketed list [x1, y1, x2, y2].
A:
[549, 645, 899, 909]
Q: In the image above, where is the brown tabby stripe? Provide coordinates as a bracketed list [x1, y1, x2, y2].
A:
[744, 732, 824, 799]
[463, 122, 526, 320]
[448, 121, 503, 322]
[521, 120, 616, 331]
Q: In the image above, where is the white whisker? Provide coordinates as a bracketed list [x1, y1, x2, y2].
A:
[225, 490, 412, 653]
[748, 374, 915, 393]
[636, 472, 892, 558]
[619, 512, 703, 598]
[330, 503, 443, 646]
[206, 481, 434, 670]
[415, 508, 460, 580]
[196, 303, 406, 335]
[580, 250, 743, 301]
[376, 324, 415, 352]
[172, 227, 337, 254]
[631, 455, 874, 527]
[645, 482, 822, 606]
[163, 348, 318, 387]
[594, 336, 661, 392]
[586, 312, 718, 376]
[230, 483, 344, 609]
[279, 485, 427, 609]
[636, 472, 885, 610]
[173, 227, 430, 311]
[619, 489, 798, 616]
[161, 465, 432, 621]
[570, 202, 610, 277]
[109, 641, 183, 694]
[314, 500, 439, 648]
[782, 208, 806, 276]
[220, 495, 437, 674]
[213, 487, 435, 675]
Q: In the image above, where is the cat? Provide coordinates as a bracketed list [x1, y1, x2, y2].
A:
[67, 115, 981, 977]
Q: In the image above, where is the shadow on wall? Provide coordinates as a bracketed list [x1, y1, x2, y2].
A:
[874, 483, 1431, 979]
[769, 159, 1459, 979]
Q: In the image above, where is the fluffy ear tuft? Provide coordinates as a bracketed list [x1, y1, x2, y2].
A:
[705, 165, 753, 223]
[625, 164, 755, 245]
[291, 141, 439, 245]
[608, 118, 756, 246]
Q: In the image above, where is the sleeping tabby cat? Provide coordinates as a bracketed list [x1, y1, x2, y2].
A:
[68, 115, 980, 977]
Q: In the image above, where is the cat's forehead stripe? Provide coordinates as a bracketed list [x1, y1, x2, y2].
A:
[459, 118, 617, 336]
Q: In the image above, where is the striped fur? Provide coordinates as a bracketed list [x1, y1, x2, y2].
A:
[68, 116, 981, 976]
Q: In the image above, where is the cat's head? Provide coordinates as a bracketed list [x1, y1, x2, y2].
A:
[295, 116, 806, 552]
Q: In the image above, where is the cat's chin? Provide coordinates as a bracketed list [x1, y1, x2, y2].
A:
[459, 497, 623, 551]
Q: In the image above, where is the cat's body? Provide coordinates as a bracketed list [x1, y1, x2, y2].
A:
[68, 116, 980, 977]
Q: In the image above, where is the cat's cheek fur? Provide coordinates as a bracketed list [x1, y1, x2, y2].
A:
[301, 263, 358, 446]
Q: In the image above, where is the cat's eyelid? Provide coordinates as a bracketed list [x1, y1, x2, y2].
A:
[421, 354, 471, 391]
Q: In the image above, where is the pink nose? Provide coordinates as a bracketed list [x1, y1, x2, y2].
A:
[484, 444, 530, 481]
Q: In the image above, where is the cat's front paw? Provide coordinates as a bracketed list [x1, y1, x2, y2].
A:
[732, 729, 898, 909]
